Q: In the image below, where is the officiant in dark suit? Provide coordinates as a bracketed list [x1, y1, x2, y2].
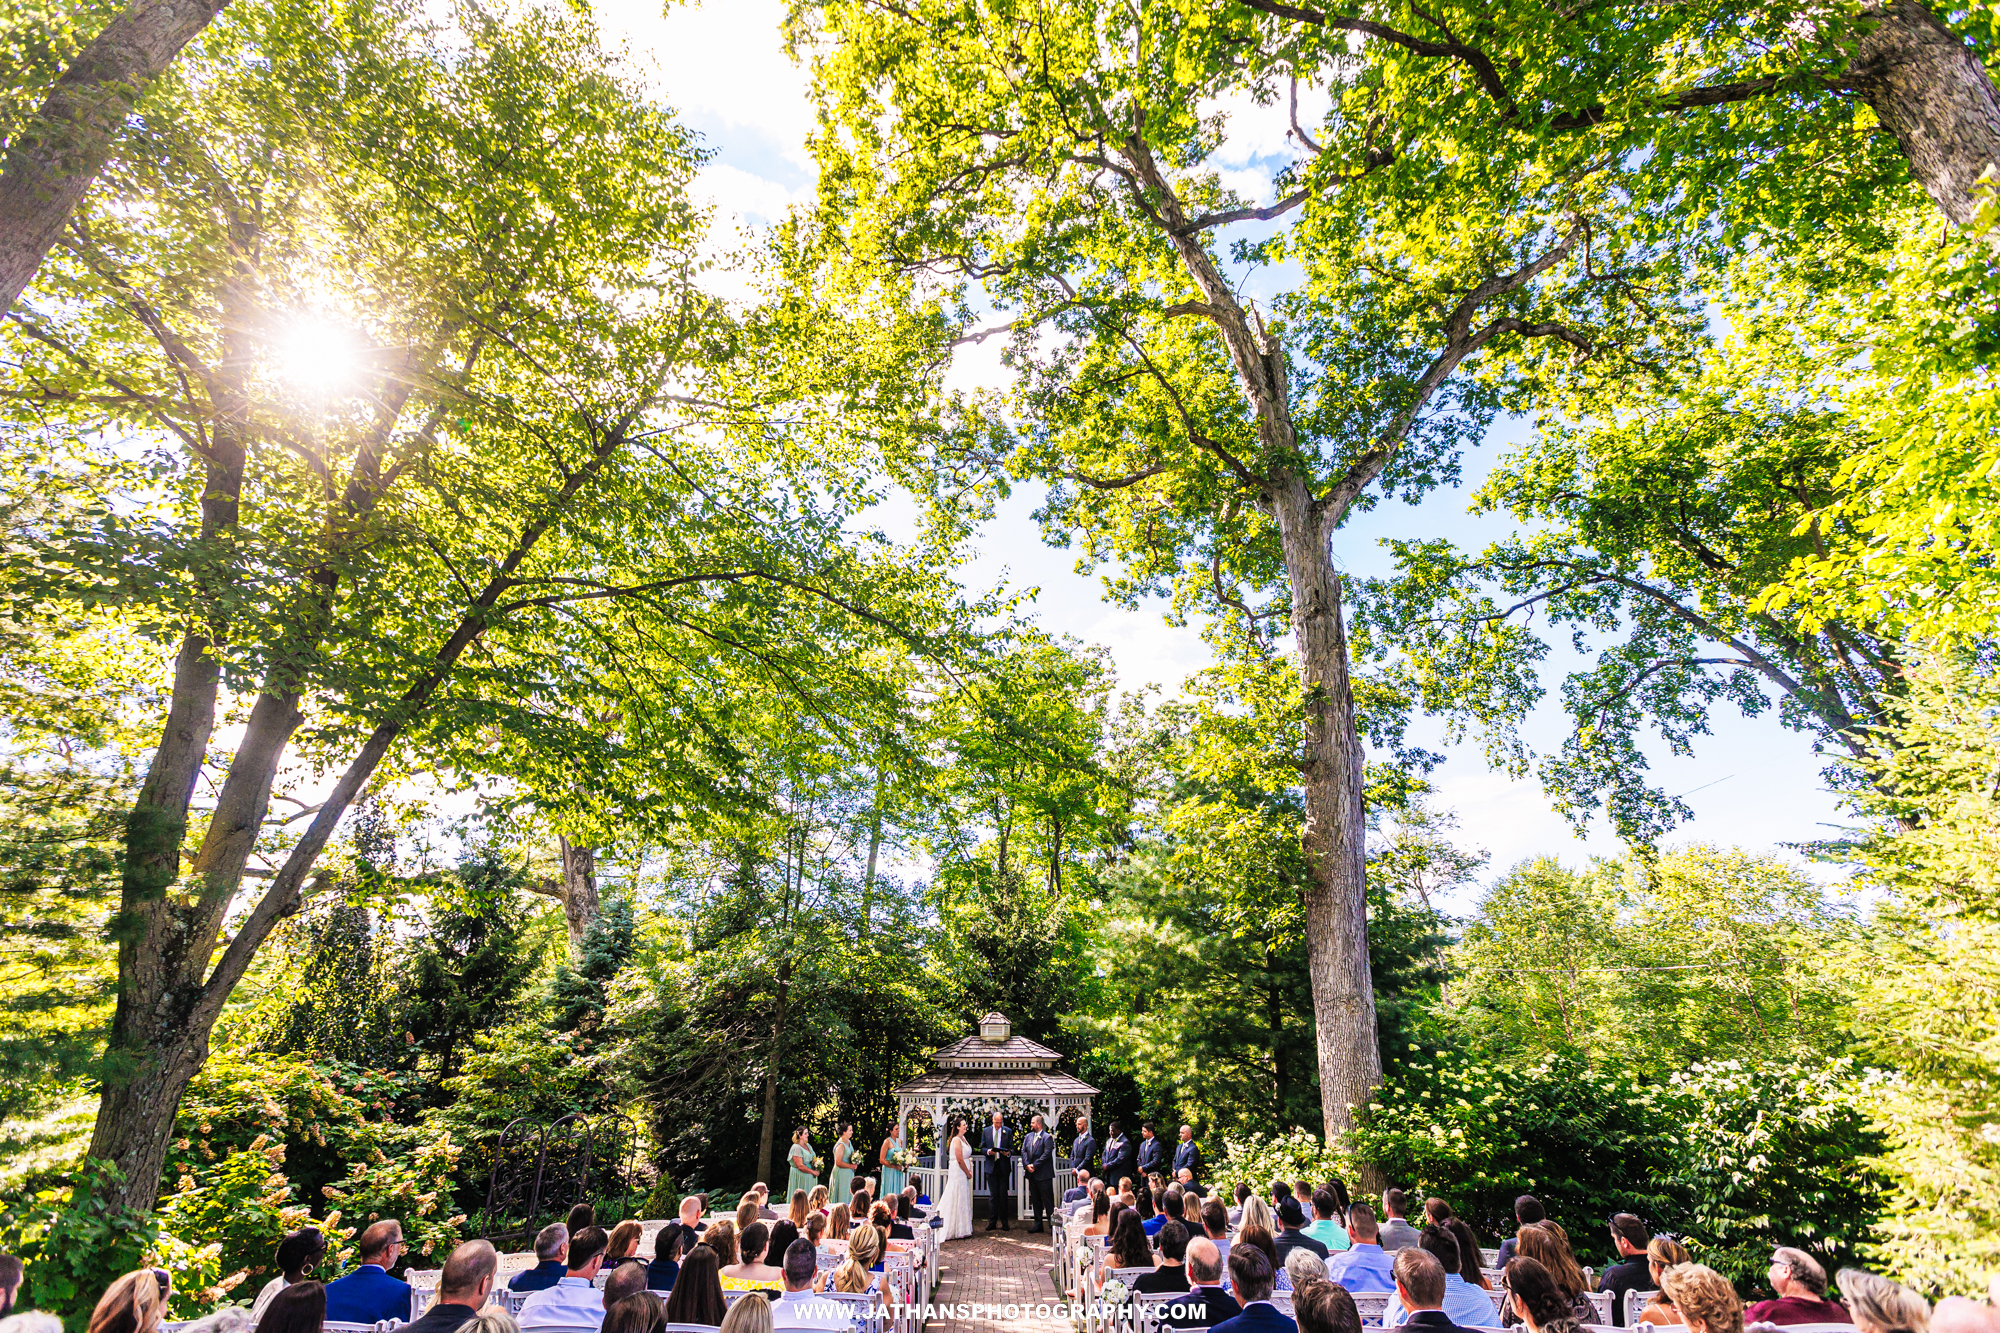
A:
[981, 1111, 1014, 1231]
[1021, 1114, 1056, 1233]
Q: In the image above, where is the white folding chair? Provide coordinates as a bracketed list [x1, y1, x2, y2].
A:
[1627, 1290, 1659, 1324]
[498, 1290, 530, 1315]
[1482, 1268, 1507, 1286]
[1586, 1291, 1614, 1324]
[1351, 1291, 1394, 1327]
[325, 1323, 405, 1333]
[1489, 1288, 1512, 1320]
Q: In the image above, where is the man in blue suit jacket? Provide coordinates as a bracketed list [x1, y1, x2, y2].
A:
[1173, 1125, 1204, 1186]
[324, 1221, 412, 1325]
[1164, 1239, 1241, 1330]
[1068, 1119, 1098, 1176]
[509, 1224, 569, 1292]
[1210, 1245, 1294, 1333]
[1138, 1123, 1169, 1178]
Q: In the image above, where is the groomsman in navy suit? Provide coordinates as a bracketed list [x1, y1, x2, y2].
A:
[1102, 1121, 1136, 1188]
[1138, 1121, 1169, 1178]
[1173, 1124, 1204, 1186]
[1068, 1117, 1098, 1175]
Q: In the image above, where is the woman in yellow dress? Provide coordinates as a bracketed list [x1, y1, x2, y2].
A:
[829, 1123, 856, 1205]
[785, 1125, 819, 1201]
[718, 1221, 785, 1293]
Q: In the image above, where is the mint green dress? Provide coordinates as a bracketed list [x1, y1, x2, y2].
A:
[879, 1128, 907, 1198]
[786, 1142, 819, 1202]
[830, 1135, 856, 1204]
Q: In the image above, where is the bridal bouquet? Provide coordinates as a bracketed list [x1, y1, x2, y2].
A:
[889, 1147, 917, 1170]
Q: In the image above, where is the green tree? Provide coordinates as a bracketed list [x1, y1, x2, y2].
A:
[1, 0, 968, 1219]
[795, 0, 1702, 1140]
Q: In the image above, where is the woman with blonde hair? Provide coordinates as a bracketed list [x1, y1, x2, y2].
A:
[465, 1310, 522, 1333]
[826, 1202, 851, 1240]
[1238, 1196, 1275, 1237]
[715, 1292, 772, 1333]
[806, 1184, 830, 1217]
[701, 1218, 739, 1268]
[1637, 1239, 1692, 1327]
[788, 1190, 810, 1230]
[87, 1272, 164, 1333]
[829, 1223, 889, 1301]
[1838, 1269, 1931, 1333]
[1660, 1264, 1745, 1333]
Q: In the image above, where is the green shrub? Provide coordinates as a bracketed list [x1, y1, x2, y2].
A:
[156, 1137, 310, 1315]
[0, 1159, 156, 1333]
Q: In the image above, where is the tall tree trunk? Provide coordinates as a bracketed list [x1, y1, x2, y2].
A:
[1266, 944, 1289, 1124]
[1271, 479, 1383, 1146]
[0, 0, 232, 316]
[557, 837, 599, 957]
[993, 797, 1011, 879]
[1850, 0, 2000, 232]
[1047, 815, 1063, 896]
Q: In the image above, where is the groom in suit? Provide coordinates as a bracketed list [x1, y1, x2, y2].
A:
[1021, 1115, 1055, 1234]
[981, 1111, 1014, 1231]
[1138, 1121, 1169, 1178]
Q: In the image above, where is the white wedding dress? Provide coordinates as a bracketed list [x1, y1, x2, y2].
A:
[940, 1132, 975, 1240]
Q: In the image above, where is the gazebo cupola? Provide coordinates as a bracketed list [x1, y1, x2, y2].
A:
[979, 1011, 1011, 1042]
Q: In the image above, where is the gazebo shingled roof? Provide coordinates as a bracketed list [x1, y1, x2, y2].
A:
[890, 1010, 1097, 1132]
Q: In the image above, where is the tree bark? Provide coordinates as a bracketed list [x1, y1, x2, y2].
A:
[0, 0, 232, 316]
[860, 772, 883, 937]
[557, 837, 599, 957]
[1271, 479, 1383, 1143]
[1850, 0, 2000, 231]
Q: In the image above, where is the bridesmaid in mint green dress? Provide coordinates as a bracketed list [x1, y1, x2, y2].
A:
[878, 1120, 907, 1198]
[785, 1126, 819, 1202]
[829, 1123, 856, 1205]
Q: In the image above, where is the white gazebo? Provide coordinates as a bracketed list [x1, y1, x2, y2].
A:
[892, 1011, 1097, 1218]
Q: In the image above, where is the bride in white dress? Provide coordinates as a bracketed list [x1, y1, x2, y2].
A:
[940, 1117, 975, 1240]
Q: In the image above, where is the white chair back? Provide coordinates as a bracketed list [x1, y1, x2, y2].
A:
[498, 1290, 530, 1315]
[325, 1322, 404, 1333]
[1351, 1291, 1394, 1327]
[1627, 1290, 1659, 1324]
[514, 1326, 601, 1333]
[1482, 1267, 1507, 1285]
[1585, 1291, 1614, 1324]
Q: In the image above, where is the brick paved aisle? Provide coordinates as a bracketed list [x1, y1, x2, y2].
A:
[928, 1228, 1071, 1333]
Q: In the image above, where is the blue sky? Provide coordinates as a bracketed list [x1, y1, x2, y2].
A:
[588, 0, 1849, 911]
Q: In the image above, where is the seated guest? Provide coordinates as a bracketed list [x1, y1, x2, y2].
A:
[1746, 1250, 1851, 1327]
[1506, 1225, 1593, 1325]
[702, 1221, 739, 1269]
[510, 1224, 570, 1292]
[1275, 1200, 1330, 1264]
[251, 1227, 326, 1322]
[765, 1221, 802, 1270]
[1235, 1225, 1280, 1291]
[1178, 1168, 1205, 1200]
[603, 1262, 651, 1310]
[805, 1215, 828, 1245]
[1136, 1220, 1193, 1295]
[518, 1225, 609, 1330]
[405, 1242, 499, 1333]
[1391, 1247, 1475, 1333]
[1835, 1269, 1927, 1333]
[653, 1197, 706, 1270]
[1637, 1239, 1692, 1326]
[1445, 1220, 1490, 1289]
[1149, 1187, 1185, 1238]
[1212, 1244, 1293, 1333]
[1506, 1257, 1584, 1333]
[1106, 1211, 1155, 1281]
[1167, 1239, 1241, 1330]
[464, 1311, 517, 1333]
[1071, 1180, 1106, 1221]
[1271, 1183, 1295, 1213]
[1496, 1196, 1544, 1268]
[847, 1190, 872, 1224]
[645, 1223, 683, 1293]
[1324, 1204, 1394, 1292]
[1228, 1185, 1251, 1229]
[1425, 1199, 1453, 1227]
[605, 1221, 646, 1270]
[1601, 1215, 1654, 1327]
[770, 1240, 846, 1332]
[1662, 1264, 1747, 1333]
[1138, 1181, 1157, 1222]
[663, 1246, 726, 1329]
[324, 1220, 412, 1325]
[602, 1292, 667, 1333]
[255, 1281, 324, 1333]
[753, 1185, 779, 1221]
[1305, 1191, 1349, 1254]
[788, 1190, 811, 1230]
[87, 1270, 165, 1333]
[1239, 1197, 1276, 1238]
[734, 1199, 759, 1234]
[1285, 1251, 1328, 1292]
[720, 1223, 783, 1292]
[1382, 1226, 1494, 1329]
[567, 1204, 597, 1234]
[871, 1202, 912, 1242]
[828, 1224, 889, 1303]
[1200, 1198, 1233, 1270]
[825, 1204, 850, 1242]
[1379, 1190, 1420, 1253]
[1063, 1171, 1093, 1207]
[806, 1185, 830, 1217]
[1294, 1278, 1363, 1333]
[1084, 1192, 1115, 1238]
[1293, 1183, 1316, 1219]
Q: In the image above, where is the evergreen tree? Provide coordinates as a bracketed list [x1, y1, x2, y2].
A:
[552, 894, 635, 1033]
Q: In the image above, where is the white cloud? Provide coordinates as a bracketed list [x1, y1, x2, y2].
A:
[593, 0, 817, 167]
